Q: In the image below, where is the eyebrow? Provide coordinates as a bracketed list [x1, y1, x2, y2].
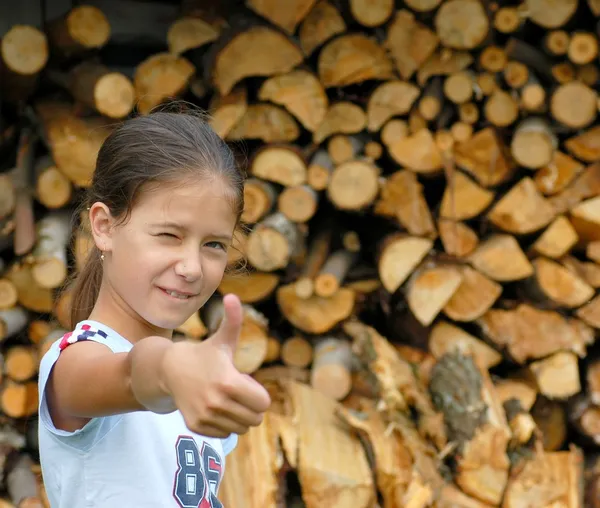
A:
[152, 222, 233, 241]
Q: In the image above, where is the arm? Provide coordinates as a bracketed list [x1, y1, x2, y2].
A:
[47, 335, 176, 425]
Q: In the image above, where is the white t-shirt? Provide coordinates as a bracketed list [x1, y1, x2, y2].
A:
[38, 320, 237, 508]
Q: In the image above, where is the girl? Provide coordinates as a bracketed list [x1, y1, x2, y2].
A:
[37, 111, 271, 507]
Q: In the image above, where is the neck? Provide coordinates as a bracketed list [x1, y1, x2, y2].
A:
[87, 278, 173, 344]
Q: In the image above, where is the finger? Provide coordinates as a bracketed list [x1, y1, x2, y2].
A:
[216, 397, 265, 428]
[210, 294, 243, 358]
[195, 413, 252, 436]
[227, 375, 272, 414]
[190, 423, 235, 439]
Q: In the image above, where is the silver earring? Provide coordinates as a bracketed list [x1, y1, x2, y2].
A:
[100, 252, 105, 261]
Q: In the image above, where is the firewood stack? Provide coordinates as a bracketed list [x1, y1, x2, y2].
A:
[3, 0, 600, 505]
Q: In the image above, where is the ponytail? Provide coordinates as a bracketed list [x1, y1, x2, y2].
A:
[67, 245, 103, 328]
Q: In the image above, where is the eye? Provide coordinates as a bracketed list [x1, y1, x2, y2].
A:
[206, 241, 227, 251]
[156, 232, 180, 240]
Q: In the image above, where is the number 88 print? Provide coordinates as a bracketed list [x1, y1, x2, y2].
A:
[173, 436, 223, 508]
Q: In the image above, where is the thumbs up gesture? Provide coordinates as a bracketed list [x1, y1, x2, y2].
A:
[160, 294, 271, 438]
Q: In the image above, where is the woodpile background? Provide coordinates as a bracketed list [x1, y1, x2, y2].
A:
[3, 0, 600, 506]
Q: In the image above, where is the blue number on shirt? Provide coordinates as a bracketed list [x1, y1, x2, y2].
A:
[202, 442, 223, 508]
[174, 436, 207, 507]
[174, 437, 223, 508]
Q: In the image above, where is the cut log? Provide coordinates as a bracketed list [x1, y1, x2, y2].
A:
[4, 263, 53, 314]
[428, 321, 502, 370]
[313, 101, 366, 144]
[35, 101, 113, 188]
[442, 265, 502, 322]
[388, 128, 443, 174]
[226, 103, 300, 143]
[0, 279, 18, 311]
[454, 127, 514, 187]
[34, 156, 72, 210]
[440, 170, 494, 221]
[326, 159, 380, 211]
[503, 447, 583, 507]
[212, 26, 304, 95]
[524, 0, 578, 29]
[278, 184, 318, 223]
[511, 117, 557, 170]
[487, 177, 556, 234]
[166, 16, 220, 55]
[576, 294, 600, 329]
[568, 32, 598, 65]
[245, 0, 317, 33]
[281, 336, 313, 369]
[564, 127, 600, 163]
[374, 170, 436, 238]
[276, 283, 355, 334]
[528, 257, 595, 309]
[493, 7, 523, 34]
[246, 212, 304, 271]
[318, 33, 394, 88]
[314, 249, 357, 298]
[484, 89, 519, 127]
[310, 337, 355, 400]
[477, 303, 594, 364]
[434, 0, 490, 50]
[5, 346, 37, 382]
[0, 307, 28, 342]
[534, 151, 584, 196]
[298, 0, 346, 56]
[384, 10, 439, 81]
[208, 86, 247, 139]
[570, 196, 600, 244]
[406, 262, 463, 326]
[366, 80, 420, 132]
[438, 219, 479, 258]
[349, 0, 393, 27]
[46, 5, 110, 57]
[258, 70, 328, 132]
[294, 226, 332, 299]
[529, 351, 581, 400]
[530, 215, 578, 259]
[551, 81, 598, 129]
[175, 311, 207, 339]
[30, 211, 72, 290]
[306, 150, 333, 191]
[468, 235, 533, 282]
[250, 144, 306, 187]
[218, 271, 279, 304]
[242, 178, 277, 224]
[562, 256, 600, 289]
[377, 234, 433, 293]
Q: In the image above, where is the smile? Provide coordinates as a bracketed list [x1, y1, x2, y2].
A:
[159, 287, 196, 300]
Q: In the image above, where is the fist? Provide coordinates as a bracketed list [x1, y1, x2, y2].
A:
[162, 294, 271, 438]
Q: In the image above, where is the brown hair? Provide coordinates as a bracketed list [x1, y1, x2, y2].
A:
[67, 109, 245, 327]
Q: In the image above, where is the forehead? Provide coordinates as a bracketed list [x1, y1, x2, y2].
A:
[132, 178, 238, 231]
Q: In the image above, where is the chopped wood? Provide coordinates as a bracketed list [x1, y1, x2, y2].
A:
[476, 303, 594, 363]
[310, 337, 355, 400]
[258, 70, 328, 132]
[374, 170, 436, 238]
[454, 127, 514, 187]
[551, 81, 598, 129]
[487, 177, 556, 235]
[468, 235, 533, 282]
[388, 128, 443, 174]
[313, 101, 366, 144]
[245, 0, 317, 33]
[318, 33, 394, 88]
[406, 262, 463, 326]
[534, 151, 584, 196]
[298, 0, 346, 56]
[530, 351, 581, 400]
[326, 159, 379, 211]
[530, 215, 578, 259]
[250, 144, 306, 187]
[435, 0, 489, 50]
[166, 16, 220, 55]
[440, 170, 494, 221]
[212, 26, 304, 95]
[278, 185, 318, 223]
[281, 336, 313, 369]
[366, 80, 420, 132]
[511, 117, 557, 170]
[384, 10, 439, 81]
[438, 219, 479, 258]
[442, 265, 502, 322]
[377, 234, 433, 293]
[208, 86, 247, 139]
[227, 103, 300, 143]
[349, 0, 393, 27]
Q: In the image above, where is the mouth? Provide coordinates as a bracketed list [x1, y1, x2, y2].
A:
[159, 287, 198, 300]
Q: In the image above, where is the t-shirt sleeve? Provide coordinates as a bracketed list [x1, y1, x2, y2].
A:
[37, 325, 125, 450]
[222, 433, 238, 456]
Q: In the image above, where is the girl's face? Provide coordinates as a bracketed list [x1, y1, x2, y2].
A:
[90, 177, 238, 337]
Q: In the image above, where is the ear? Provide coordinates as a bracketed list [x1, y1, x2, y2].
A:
[88, 202, 116, 253]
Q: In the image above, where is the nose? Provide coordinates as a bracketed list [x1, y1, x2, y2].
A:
[175, 248, 203, 281]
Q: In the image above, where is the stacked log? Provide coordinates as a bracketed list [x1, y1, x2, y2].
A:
[3, 0, 600, 506]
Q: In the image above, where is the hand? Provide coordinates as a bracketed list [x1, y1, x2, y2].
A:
[160, 294, 271, 438]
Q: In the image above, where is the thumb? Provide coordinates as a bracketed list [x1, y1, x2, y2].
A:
[209, 294, 243, 359]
